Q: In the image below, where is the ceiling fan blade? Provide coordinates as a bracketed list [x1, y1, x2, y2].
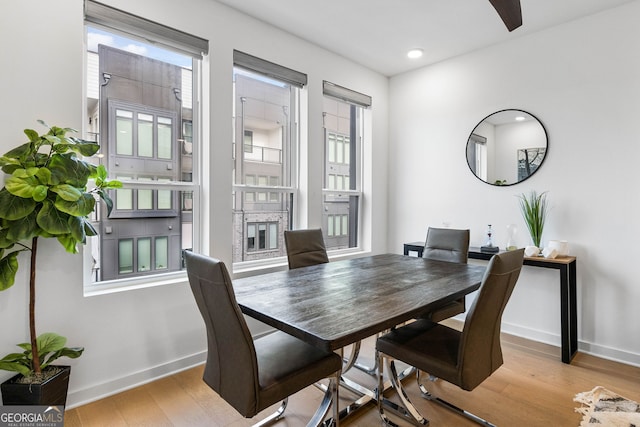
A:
[488, 0, 522, 32]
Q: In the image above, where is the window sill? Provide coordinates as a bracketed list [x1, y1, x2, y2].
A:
[83, 271, 188, 297]
[231, 247, 370, 279]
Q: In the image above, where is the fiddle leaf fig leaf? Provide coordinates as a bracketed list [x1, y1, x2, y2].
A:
[0, 229, 15, 249]
[52, 184, 82, 202]
[3, 142, 32, 160]
[83, 218, 97, 237]
[12, 168, 38, 179]
[32, 185, 48, 202]
[104, 180, 122, 189]
[41, 346, 84, 370]
[96, 164, 108, 180]
[43, 135, 61, 146]
[36, 201, 71, 235]
[35, 167, 51, 184]
[0, 188, 37, 220]
[48, 153, 92, 187]
[5, 175, 40, 199]
[5, 211, 39, 242]
[0, 251, 20, 291]
[56, 233, 79, 254]
[55, 193, 95, 217]
[24, 128, 40, 142]
[97, 189, 115, 217]
[68, 216, 85, 243]
[69, 141, 100, 157]
[0, 157, 22, 175]
[36, 333, 66, 354]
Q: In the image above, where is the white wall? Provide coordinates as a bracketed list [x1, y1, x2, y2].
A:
[389, 2, 640, 366]
[0, 0, 389, 406]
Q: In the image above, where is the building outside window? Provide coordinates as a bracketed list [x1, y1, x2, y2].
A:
[84, 1, 206, 285]
[231, 51, 305, 264]
[246, 222, 278, 252]
[322, 81, 371, 250]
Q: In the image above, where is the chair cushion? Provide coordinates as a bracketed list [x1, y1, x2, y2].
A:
[376, 319, 460, 384]
[254, 331, 342, 412]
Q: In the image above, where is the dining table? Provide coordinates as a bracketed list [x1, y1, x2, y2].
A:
[233, 253, 487, 423]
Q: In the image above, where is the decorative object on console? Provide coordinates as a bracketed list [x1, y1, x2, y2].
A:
[524, 246, 540, 257]
[517, 190, 548, 248]
[548, 239, 569, 256]
[541, 247, 558, 259]
[505, 223, 518, 250]
[480, 224, 499, 253]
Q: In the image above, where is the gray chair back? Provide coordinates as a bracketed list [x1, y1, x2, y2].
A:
[458, 248, 524, 390]
[284, 228, 329, 269]
[421, 227, 470, 322]
[184, 251, 260, 416]
[422, 227, 470, 264]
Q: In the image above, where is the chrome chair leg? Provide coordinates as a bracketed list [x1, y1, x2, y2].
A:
[377, 351, 429, 427]
[252, 398, 288, 427]
[342, 342, 359, 373]
[316, 373, 340, 427]
[417, 371, 496, 427]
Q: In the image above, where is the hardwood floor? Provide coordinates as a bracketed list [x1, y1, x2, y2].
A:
[65, 331, 640, 426]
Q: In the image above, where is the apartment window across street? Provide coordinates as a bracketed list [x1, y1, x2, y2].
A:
[247, 222, 278, 252]
[232, 51, 306, 265]
[84, 0, 207, 286]
[322, 81, 371, 251]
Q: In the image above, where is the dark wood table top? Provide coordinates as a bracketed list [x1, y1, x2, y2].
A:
[234, 253, 486, 351]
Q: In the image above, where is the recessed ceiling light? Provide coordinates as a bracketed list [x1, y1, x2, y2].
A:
[407, 48, 424, 59]
[515, 116, 526, 121]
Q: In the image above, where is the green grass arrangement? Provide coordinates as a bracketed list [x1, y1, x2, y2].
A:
[517, 191, 548, 248]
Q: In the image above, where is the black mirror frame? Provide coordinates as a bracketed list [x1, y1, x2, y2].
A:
[466, 109, 549, 187]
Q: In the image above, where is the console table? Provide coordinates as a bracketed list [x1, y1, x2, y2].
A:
[403, 242, 578, 364]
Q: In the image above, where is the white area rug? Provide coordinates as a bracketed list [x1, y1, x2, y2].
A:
[574, 386, 640, 426]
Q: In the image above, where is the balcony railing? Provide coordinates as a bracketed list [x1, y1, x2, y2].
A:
[244, 145, 282, 164]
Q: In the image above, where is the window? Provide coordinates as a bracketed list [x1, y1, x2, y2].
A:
[84, 1, 206, 286]
[244, 130, 254, 153]
[116, 236, 169, 274]
[322, 81, 371, 251]
[468, 133, 487, 181]
[232, 51, 306, 264]
[246, 222, 278, 252]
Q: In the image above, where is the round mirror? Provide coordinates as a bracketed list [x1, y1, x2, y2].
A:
[466, 109, 548, 186]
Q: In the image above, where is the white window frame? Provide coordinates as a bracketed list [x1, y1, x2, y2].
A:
[322, 82, 369, 254]
[231, 54, 304, 271]
[82, 4, 205, 295]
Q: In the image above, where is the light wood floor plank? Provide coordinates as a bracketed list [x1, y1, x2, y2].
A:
[65, 332, 640, 426]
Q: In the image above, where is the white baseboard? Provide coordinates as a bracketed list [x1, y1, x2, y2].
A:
[576, 340, 640, 368]
[500, 321, 640, 368]
[66, 351, 207, 409]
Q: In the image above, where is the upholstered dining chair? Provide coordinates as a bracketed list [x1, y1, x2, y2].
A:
[376, 249, 524, 426]
[184, 251, 342, 427]
[284, 228, 330, 269]
[421, 227, 470, 323]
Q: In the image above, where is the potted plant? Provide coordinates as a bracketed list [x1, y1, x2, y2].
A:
[517, 190, 548, 248]
[0, 121, 120, 405]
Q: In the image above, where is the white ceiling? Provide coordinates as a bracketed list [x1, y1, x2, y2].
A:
[214, 0, 635, 76]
